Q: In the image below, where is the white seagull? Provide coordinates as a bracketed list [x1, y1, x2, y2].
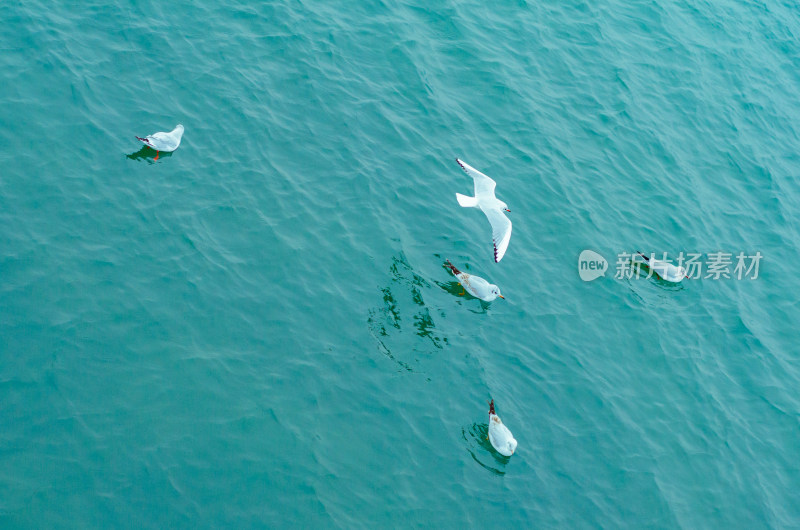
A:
[445, 260, 504, 301]
[635, 251, 689, 282]
[487, 400, 517, 457]
[454, 158, 512, 263]
[136, 124, 184, 160]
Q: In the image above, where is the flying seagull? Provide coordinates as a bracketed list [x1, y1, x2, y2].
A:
[454, 158, 512, 263]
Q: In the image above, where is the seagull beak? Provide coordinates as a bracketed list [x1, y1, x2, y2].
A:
[505, 208, 511, 212]
[498, 294, 505, 299]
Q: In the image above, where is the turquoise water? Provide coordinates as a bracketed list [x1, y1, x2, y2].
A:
[2, 0, 800, 526]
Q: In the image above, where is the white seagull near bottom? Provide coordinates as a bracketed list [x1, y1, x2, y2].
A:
[635, 251, 689, 282]
[445, 260, 504, 301]
[487, 399, 517, 457]
[136, 124, 184, 160]
[454, 158, 512, 263]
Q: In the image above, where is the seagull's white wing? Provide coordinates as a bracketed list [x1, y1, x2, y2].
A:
[464, 275, 492, 299]
[148, 132, 176, 150]
[143, 126, 183, 151]
[658, 262, 686, 282]
[649, 260, 668, 275]
[488, 415, 516, 456]
[456, 159, 497, 198]
[481, 206, 512, 262]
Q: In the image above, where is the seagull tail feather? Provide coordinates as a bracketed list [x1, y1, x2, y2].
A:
[456, 193, 479, 208]
[444, 260, 461, 276]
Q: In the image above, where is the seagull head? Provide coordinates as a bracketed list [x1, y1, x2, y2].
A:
[507, 437, 518, 455]
[499, 200, 510, 213]
[491, 286, 505, 300]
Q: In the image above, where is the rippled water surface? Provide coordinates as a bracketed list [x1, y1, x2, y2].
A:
[2, 0, 800, 527]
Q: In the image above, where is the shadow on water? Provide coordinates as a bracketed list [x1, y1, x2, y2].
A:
[367, 253, 449, 373]
[437, 279, 468, 298]
[126, 145, 172, 162]
[433, 279, 491, 314]
[462, 422, 510, 476]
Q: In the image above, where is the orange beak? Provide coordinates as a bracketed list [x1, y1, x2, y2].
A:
[505, 208, 511, 212]
[498, 294, 505, 299]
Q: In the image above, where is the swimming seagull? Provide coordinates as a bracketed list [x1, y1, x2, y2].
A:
[454, 158, 512, 263]
[487, 399, 517, 457]
[635, 251, 689, 282]
[444, 260, 505, 301]
[136, 124, 184, 160]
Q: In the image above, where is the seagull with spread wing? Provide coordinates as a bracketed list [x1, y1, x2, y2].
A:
[454, 158, 512, 263]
